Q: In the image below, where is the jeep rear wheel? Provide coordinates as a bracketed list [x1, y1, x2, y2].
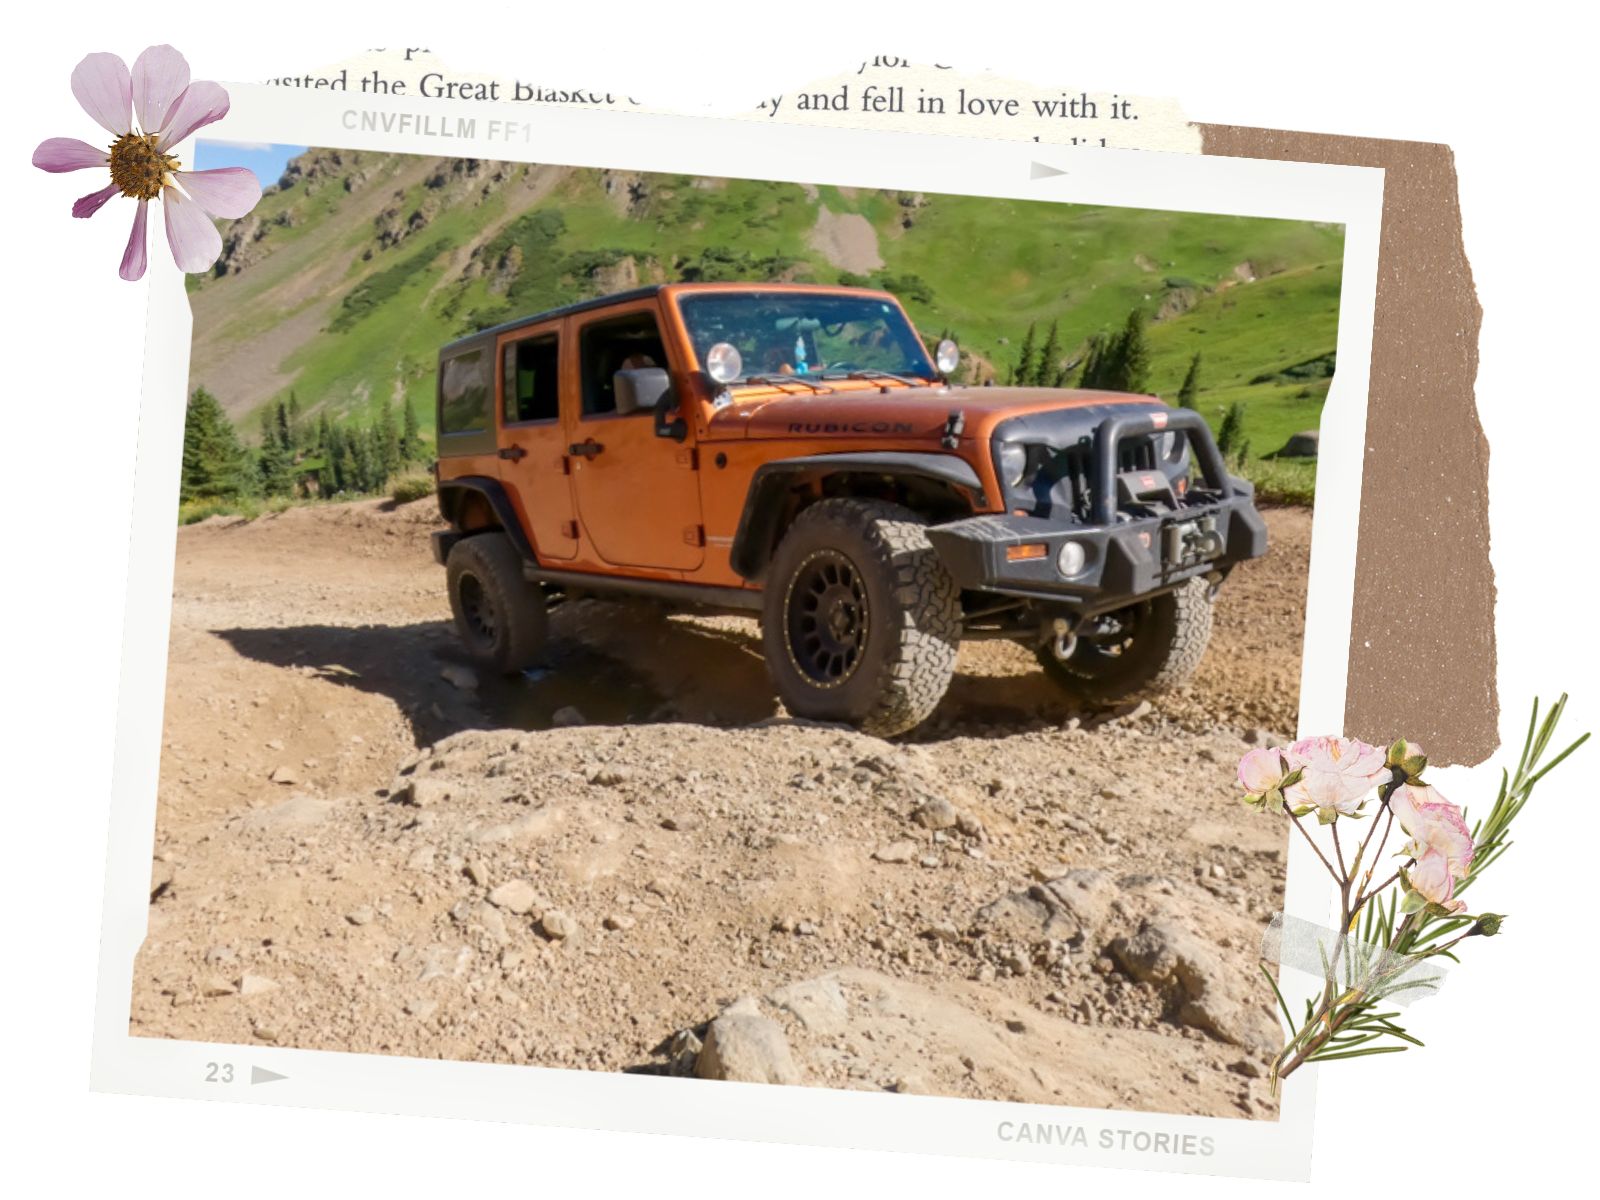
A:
[762, 499, 960, 736]
[446, 533, 547, 675]
[1035, 577, 1213, 706]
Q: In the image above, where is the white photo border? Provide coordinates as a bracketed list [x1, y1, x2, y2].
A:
[91, 82, 1385, 1182]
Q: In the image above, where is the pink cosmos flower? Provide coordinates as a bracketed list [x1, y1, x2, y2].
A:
[32, 45, 260, 280]
[1283, 735, 1389, 822]
[1390, 783, 1475, 912]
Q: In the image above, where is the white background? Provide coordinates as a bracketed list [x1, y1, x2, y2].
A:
[4, 4, 1595, 1195]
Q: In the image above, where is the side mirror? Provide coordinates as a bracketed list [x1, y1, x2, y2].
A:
[614, 366, 672, 416]
[654, 391, 687, 442]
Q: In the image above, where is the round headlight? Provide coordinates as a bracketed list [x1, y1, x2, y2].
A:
[706, 342, 743, 384]
[997, 442, 1028, 487]
[935, 338, 960, 376]
[1056, 540, 1086, 577]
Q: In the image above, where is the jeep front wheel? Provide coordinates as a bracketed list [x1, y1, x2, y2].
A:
[1034, 577, 1213, 705]
[762, 499, 960, 736]
[446, 532, 548, 675]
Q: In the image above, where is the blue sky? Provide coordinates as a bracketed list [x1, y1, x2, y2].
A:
[192, 141, 308, 190]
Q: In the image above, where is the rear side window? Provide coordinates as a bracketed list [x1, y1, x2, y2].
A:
[503, 335, 560, 424]
[439, 348, 490, 434]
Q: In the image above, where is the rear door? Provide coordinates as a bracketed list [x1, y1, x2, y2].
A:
[566, 301, 704, 571]
[495, 321, 578, 560]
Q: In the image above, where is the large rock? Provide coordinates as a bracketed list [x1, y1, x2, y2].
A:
[1275, 429, 1319, 458]
[695, 1013, 803, 1085]
[1109, 920, 1277, 1054]
[487, 880, 538, 914]
[768, 976, 849, 1034]
[236, 794, 334, 832]
[975, 869, 1117, 942]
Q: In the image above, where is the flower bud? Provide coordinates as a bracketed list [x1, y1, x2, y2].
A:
[1470, 913, 1505, 937]
[1386, 738, 1428, 783]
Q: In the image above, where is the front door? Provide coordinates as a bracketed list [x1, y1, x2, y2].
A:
[566, 303, 704, 571]
[496, 322, 578, 560]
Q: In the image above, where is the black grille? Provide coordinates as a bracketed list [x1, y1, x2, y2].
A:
[1117, 435, 1158, 473]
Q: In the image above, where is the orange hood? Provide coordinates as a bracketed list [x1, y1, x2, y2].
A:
[718, 385, 1164, 443]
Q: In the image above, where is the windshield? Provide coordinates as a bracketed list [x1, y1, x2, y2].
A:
[677, 291, 936, 384]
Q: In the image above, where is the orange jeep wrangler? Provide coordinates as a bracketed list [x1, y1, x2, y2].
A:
[432, 283, 1266, 735]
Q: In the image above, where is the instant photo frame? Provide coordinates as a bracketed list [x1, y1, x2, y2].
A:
[91, 82, 1384, 1180]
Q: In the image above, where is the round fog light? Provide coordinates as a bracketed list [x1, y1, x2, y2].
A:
[1056, 540, 1086, 577]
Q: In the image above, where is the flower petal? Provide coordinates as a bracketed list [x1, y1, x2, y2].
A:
[34, 137, 110, 173]
[175, 167, 260, 219]
[71, 52, 132, 137]
[132, 44, 190, 135]
[1390, 784, 1474, 873]
[156, 80, 230, 151]
[162, 188, 222, 273]
[121, 200, 149, 281]
[73, 184, 121, 219]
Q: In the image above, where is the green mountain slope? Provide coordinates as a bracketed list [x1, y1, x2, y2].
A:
[189, 147, 1345, 494]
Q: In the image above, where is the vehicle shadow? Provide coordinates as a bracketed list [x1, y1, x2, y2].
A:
[213, 602, 1087, 747]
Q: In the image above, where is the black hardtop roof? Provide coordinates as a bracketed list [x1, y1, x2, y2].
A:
[439, 285, 664, 357]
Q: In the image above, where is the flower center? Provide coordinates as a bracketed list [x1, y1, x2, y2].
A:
[108, 132, 179, 201]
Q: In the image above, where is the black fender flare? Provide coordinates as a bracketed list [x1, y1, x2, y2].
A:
[729, 451, 984, 580]
[436, 476, 537, 563]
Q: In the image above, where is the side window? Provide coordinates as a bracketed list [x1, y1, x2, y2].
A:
[503, 334, 560, 424]
[580, 312, 668, 416]
[438, 348, 490, 435]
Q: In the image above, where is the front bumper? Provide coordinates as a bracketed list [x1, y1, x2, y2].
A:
[926, 496, 1266, 609]
[927, 408, 1268, 611]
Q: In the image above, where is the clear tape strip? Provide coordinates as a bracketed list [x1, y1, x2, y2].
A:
[1262, 913, 1447, 1007]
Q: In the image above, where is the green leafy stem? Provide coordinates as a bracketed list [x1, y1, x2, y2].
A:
[1265, 695, 1587, 1088]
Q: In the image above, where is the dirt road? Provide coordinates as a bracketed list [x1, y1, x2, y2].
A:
[130, 499, 1310, 1119]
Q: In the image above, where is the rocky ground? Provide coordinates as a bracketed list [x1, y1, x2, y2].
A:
[131, 498, 1309, 1119]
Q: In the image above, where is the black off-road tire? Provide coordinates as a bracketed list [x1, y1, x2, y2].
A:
[446, 532, 548, 675]
[762, 499, 961, 737]
[1035, 577, 1213, 706]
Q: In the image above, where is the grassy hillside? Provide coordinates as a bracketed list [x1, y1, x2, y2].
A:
[188, 147, 1345, 500]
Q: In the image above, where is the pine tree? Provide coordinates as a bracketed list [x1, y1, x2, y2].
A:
[338, 441, 359, 495]
[1011, 323, 1037, 386]
[274, 398, 292, 453]
[377, 402, 401, 485]
[354, 424, 380, 493]
[181, 387, 249, 501]
[1217, 401, 1247, 459]
[1177, 352, 1203, 409]
[1078, 332, 1108, 389]
[257, 403, 294, 496]
[287, 391, 302, 446]
[325, 425, 348, 493]
[1106, 307, 1151, 394]
[1034, 321, 1062, 387]
[400, 399, 422, 462]
[316, 411, 333, 456]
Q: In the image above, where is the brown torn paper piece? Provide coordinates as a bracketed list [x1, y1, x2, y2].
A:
[1199, 127, 1495, 764]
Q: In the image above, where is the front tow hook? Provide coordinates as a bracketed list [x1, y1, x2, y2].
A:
[1043, 616, 1078, 662]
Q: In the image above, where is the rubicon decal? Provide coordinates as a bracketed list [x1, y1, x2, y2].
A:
[787, 420, 917, 435]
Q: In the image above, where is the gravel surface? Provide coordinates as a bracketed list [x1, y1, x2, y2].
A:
[131, 498, 1309, 1120]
